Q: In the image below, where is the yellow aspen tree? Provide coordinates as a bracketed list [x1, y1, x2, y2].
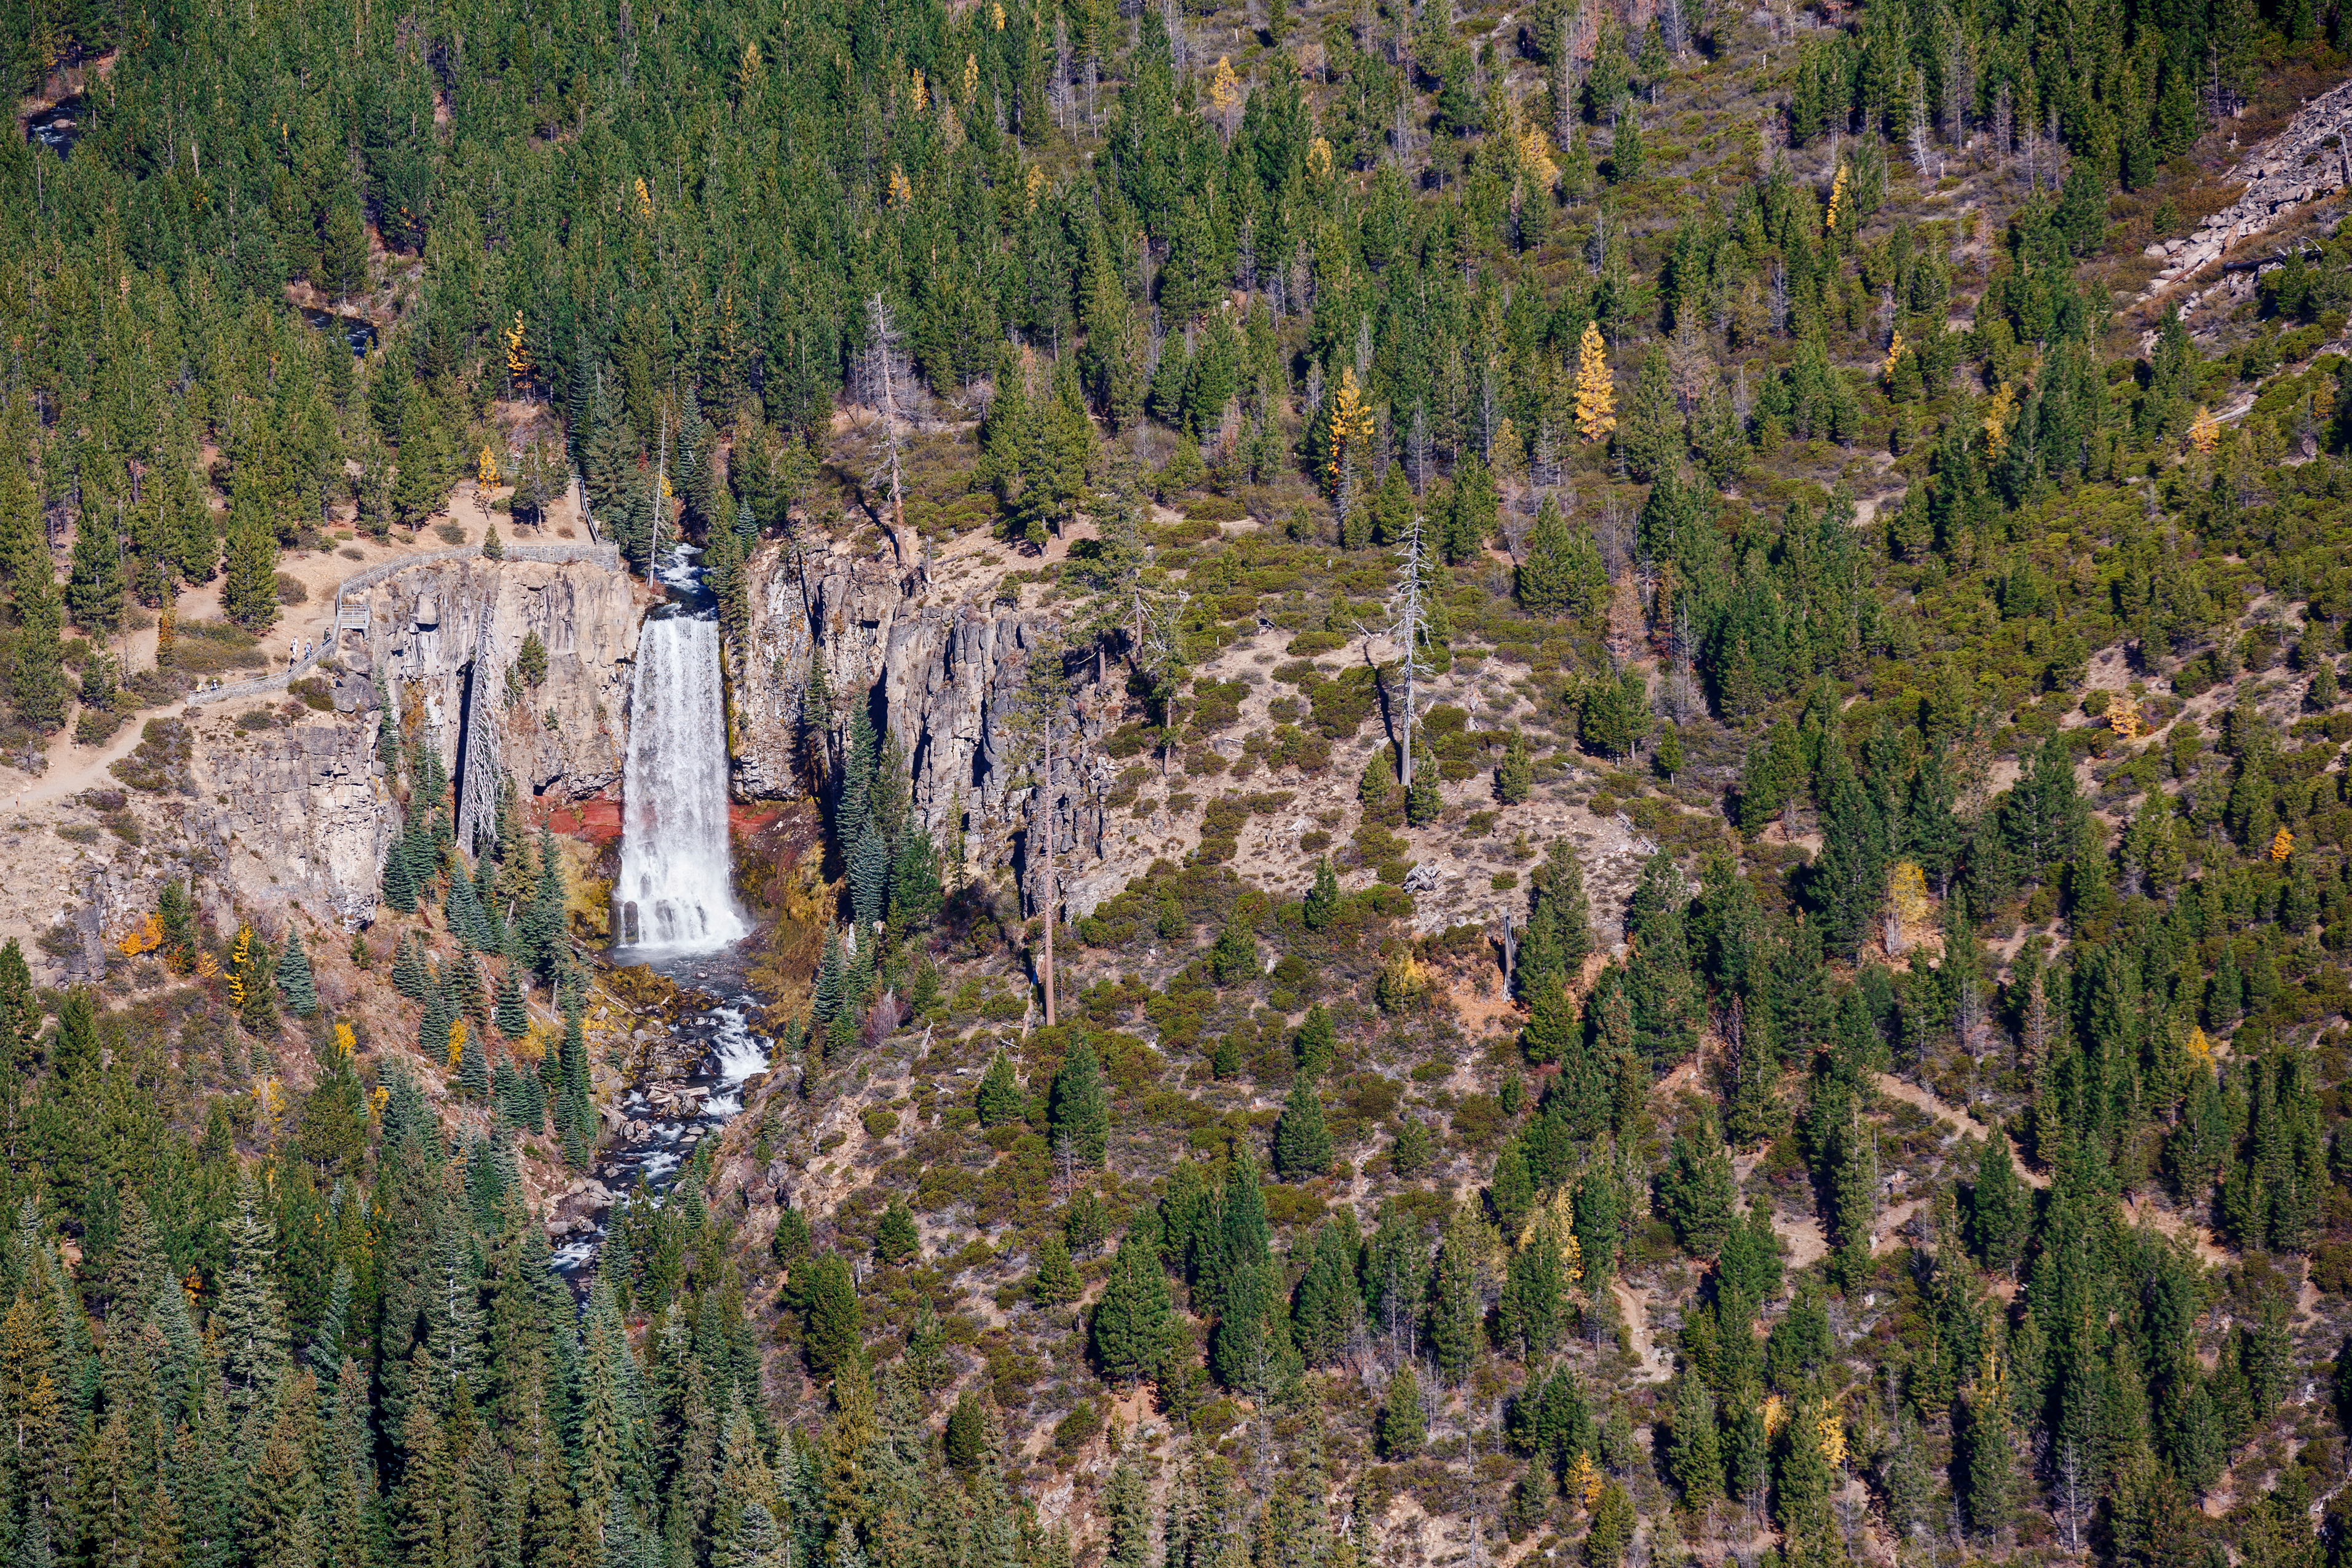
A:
[1825, 161, 1851, 239]
[1881, 330, 1905, 381]
[1326, 367, 1375, 511]
[1887, 861, 1931, 931]
[1518, 111, 1558, 189]
[888, 166, 914, 207]
[1307, 136, 1333, 179]
[504, 311, 532, 397]
[2271, 827, 2294, 861]
[1816, 1405, 1845, 1469]
[1208, 56, 1240, 111]
[227, 926, 251, 1007]
[2188, 405, 2220, 453]
[1982, 380, 2018, 455]
[1564, 1451, 1604, 1510]
[963, 54, 979, 100]
[633, 176, 654, 221]
[1575, 322, 1615, 442]
[910, 68, 929, 111]
[477, 444, 500, 490]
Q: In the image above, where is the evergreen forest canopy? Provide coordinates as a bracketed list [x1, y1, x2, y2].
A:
[10, 0, 2352, 1566]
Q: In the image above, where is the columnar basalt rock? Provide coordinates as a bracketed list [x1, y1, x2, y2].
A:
[176, 556, 644, 927]
[358, 556, 641, 801]
[734, 542, 1131, 916]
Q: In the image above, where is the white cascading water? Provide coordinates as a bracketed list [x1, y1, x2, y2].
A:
[616, 604, 748, 953]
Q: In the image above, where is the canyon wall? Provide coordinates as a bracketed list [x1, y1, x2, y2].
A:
[177, 555, 646, 933]
[733, 542, 1141, 916]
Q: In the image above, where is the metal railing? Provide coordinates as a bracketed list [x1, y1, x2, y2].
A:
[180, 539, 623, 709]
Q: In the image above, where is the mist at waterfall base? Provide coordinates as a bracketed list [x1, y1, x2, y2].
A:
[615, 548, 749, 956]
[552, 546, 769, 1280]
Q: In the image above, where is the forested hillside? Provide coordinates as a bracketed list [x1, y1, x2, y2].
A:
[7, 0, 2352, 1567]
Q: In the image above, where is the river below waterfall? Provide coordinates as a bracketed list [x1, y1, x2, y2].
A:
[550, 544, 774, 1280]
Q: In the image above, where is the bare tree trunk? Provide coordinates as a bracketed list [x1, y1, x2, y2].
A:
[1041, 719, 1057, 1027]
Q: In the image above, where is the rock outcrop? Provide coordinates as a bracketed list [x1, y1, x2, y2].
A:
[350, 554, 644, 802]
[2142, 77, 2352, 318]
[164, 555, 647, 929]
[189, 720, 395, 927]
[734, 542, 1137, 917]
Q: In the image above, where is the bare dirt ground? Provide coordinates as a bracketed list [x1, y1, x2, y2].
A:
[0, 475, 590, 812]
[1611, 1277, 1674, 1383]
[1870, 1071, 2045, 1187]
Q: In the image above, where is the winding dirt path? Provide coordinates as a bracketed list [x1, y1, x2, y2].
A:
[1, 721, 152, 818]
[1610, 1278, 1673, 1383]
[1872, 1071, 2047, 1188]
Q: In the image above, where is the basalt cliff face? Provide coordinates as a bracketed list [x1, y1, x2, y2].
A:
[188, 556, 646, 932]
[732, 542, 1140, 917]
[349, 555, 644, 803]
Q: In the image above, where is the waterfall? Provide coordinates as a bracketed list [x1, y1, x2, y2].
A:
[617, 606, 748, 953]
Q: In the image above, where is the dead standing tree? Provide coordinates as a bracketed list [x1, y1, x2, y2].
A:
[858, 292, 923, 571]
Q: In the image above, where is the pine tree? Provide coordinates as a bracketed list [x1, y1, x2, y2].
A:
[232, 924, 279, 1035]
[1294, 1004, 1336, 1075]
[1518, 496, 1600, 616]
[1091, 1230, 1177, 1385]
[66, 512, 124, 636]
[0, 940, 36, 1069]
[1406, 740, 1443, 825]
[1659, 1116, 1738, 1260]
[976, 1051, 1024, 1127]
[944, 1391, 989, 1471]
[523, 827, 568, 979]
[1666, 1373, 1724, 1503]
[1618, 344, 1681, 481]
[494, 967, 527, 1036]
[12, 568, 65, 732]
[888, 829, 943, 934]
[1272, 1075, 1332, 1178]
[1588, 1481, 1636, 1567]
[1104, 1460, 1152, 1568]
[1967, 1134, 2029, 1276]
[798, 1253, 863, 1379]
[849, 826, 891, 933]
[1378, 1362, 1427, 1456]
[1031, 1234, 1080, 1304]
[1289, 1219, 1365, 1365]
[1498, 731, 1534, 804]
[277, 927, 319, 1017]
[1048, 1042, 1111, 1165]
[221, 501, 282, 631]
[1575, 322, 1616, 443]
[1500, 1213, 1569, 1357]
[1302, 858, 1340, 931]
[1426, 1206, 1484, 1381]
[555, 981, 595, 1168]
[869, 1195, 920, 1266]
[812, 928, 846, 1026]
[459, 1018, 490, 1099]
[216, 1195, 293, 1419]
[392, 933, 427, 999]
[418, 981, 454, 1067]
